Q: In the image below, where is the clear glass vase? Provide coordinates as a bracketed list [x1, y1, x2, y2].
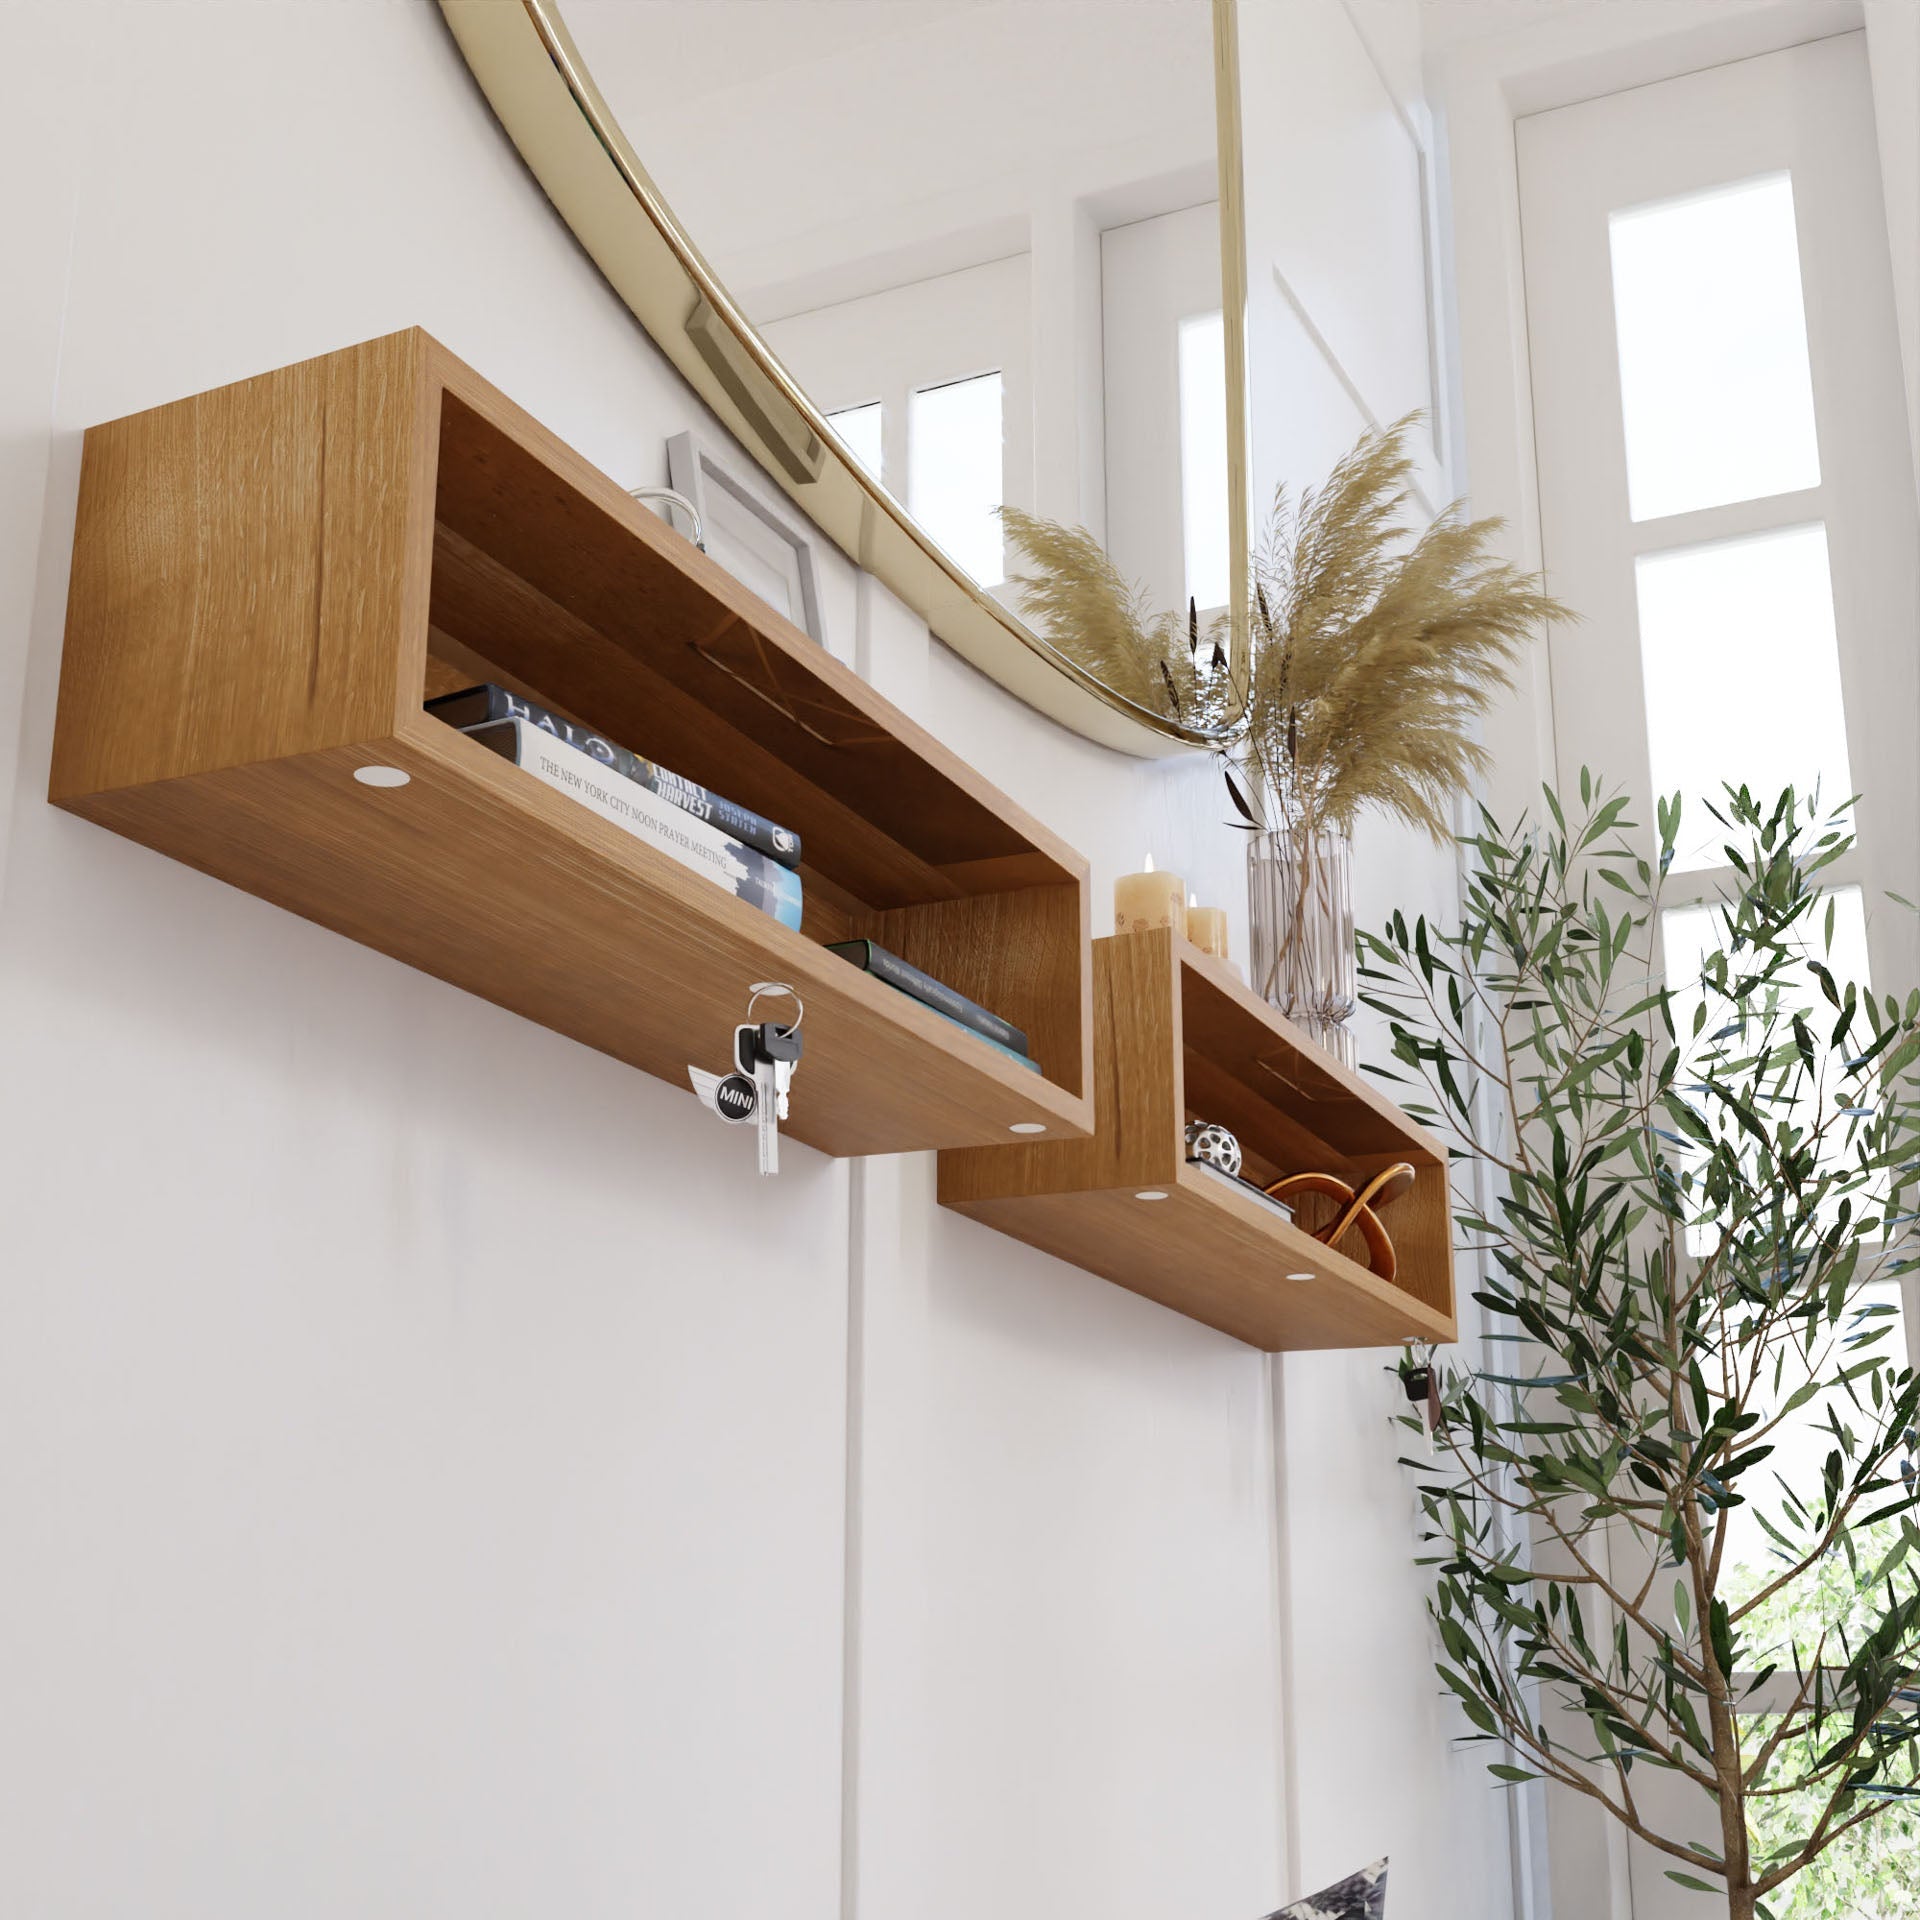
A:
[1247, 826, 1357, 1066]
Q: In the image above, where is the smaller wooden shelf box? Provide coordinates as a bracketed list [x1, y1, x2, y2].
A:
[50, 330, 1093, 1157]
[939, 929, 1457, 1350]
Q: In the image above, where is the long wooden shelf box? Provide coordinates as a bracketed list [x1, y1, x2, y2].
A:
[939, 929, 1456, 1350]
[51, 330, 1094, 1157]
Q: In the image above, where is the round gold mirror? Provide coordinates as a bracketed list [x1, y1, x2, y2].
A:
[438, 0, 1249, 757]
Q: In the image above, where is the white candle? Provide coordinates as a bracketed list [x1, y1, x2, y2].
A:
[1114, 853, 1186, 937]
[1187, 894, 1229, 960]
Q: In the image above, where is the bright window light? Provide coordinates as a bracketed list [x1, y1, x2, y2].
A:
[1609, 172, 1821, 521]
[827, 401, 884, 484]
[1635, 524, 1851, 872]
[1178, 309, 1230, 612]
[909, 371, 1004, 586]
[1721, 1275, 1904, 1622]
[1663, 888, 1872, 1058]
[1662, 885, 1876, 1260]
[1666, 879, 1900, 1617]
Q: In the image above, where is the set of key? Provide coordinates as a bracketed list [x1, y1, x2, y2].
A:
[686, 982, 805, 1175]
[733, 1014, 802, 1174]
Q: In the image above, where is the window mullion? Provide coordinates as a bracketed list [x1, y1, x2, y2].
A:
[1625, 486, 1826, 559]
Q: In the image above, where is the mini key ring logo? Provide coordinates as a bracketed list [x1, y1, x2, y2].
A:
[713, 1073, 759, 1120]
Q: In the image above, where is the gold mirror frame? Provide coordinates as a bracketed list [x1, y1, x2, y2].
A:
[438, 0, 1249, 758]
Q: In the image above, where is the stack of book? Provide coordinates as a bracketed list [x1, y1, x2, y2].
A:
[426, 684, 804, 930]
[428, 685, 1035, 1076]
[828, 939, 1039, 1074]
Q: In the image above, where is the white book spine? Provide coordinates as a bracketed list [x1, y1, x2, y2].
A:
[488, 719, 802, 928]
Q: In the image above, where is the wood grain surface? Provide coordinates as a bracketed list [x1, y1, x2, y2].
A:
[53, 330, 434, 799]
[945, 1174, 1455, 1351]
[65, 725, 1088, 1156]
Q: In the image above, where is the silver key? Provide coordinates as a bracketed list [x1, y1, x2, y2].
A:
[734, 1023, 800, 1176]
[737, 985, 804, 1178]
[755, 1057, 781, 1174]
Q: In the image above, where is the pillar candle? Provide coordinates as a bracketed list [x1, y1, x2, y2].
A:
[1114, 855, 1186, 937]
[1186, 897, 1229, 960]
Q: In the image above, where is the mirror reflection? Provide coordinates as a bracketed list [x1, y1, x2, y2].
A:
[563, 0, 1229, 632]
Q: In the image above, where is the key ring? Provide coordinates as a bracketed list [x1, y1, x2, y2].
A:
[746, 981, 803, 1032]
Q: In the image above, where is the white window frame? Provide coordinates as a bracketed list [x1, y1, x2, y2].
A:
[1514, 33, 1920, 1003]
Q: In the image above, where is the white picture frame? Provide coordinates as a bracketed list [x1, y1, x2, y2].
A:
[665, 429, 826, 645]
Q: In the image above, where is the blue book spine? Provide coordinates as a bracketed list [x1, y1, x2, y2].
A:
[916, 998, 1040, 1073]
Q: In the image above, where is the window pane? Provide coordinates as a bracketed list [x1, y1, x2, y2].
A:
[827, 401, 883, 484]
[909, 371, 1004, 586]
[1609, 172, 1820, 521]
[1178, 310, 1230, 612]
[1636, 524, 1850, 873]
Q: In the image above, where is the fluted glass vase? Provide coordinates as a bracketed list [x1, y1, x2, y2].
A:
[1247, 826, 1357, 1066]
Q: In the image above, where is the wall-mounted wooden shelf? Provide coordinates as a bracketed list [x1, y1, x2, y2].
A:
[939, 930, 1457, 1350]
[51, 329, 1093, 1157]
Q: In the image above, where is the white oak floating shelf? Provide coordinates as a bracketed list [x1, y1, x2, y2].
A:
[939, 930, 1458, 1351]
[51, 329, 1094, 1158]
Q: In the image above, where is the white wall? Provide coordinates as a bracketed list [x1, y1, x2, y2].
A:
[0, 4, 1490, 1918]
[0, 12, 855, 1917]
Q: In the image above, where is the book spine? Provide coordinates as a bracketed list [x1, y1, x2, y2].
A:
[924, 1001, 1041, 1075]
[436, 686, 803, 870]
[475, 719, 804, 932]
[830, 940, 1029, 1055]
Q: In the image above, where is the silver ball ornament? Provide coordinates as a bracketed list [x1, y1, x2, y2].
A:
[1184, 1120, 1242, 1178]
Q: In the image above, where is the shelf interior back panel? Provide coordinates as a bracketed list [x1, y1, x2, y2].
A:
[431, 394, 1043, 892]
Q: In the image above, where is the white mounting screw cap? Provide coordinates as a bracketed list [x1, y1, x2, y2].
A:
[353, 765, 410, 788]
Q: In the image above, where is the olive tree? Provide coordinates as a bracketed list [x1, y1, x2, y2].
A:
[1363, 783, 1920, 1920]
